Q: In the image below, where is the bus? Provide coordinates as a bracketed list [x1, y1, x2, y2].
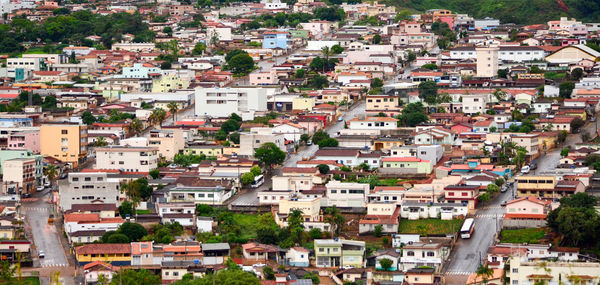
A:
[251, 174, 264, 188]
[460, 218, 475, 239]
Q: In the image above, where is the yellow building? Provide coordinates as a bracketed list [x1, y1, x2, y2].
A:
[75, 243, 131, 266]
[40, 123, 88, 167]
[292, 97, 315, 111]
[151, 73, 190, 93]
[183, 143, 224, 157]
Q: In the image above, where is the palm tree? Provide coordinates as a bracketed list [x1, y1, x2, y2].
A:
[321, 46, 332, 73]
[93, 136, 108, 147]
[475, 264, 493, 285]
[44, 164, 58, 188]
[324, 206, 345, 237]
[167, 102, 179, 122]
[149, 108, 167, 127]
[130, 118, 144, 137]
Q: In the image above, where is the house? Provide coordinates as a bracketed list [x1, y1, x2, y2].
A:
[443, 184, 480, 209]
[40, 123, 87, 167]
[239, 127, 286, 156]
[366, 95, 403, 117]
[95, 145, 158, 173]
[504, 196, 551, 228]
[202, 243, 230, 265]
[314, 239, 366, 268]
[472, 120, 497, 133]
[285, 247, 310, 267]
[58, 172, 120, 211]
[516, 175, 584, 199]
[242, 242, 279, 264]
[413, 127, 455, 146]
[348, 116, 398, 130]
[263, 31, 289, 50]
[379, 157, 433, 175]
[274, 197, 329, 231]
[148, 129, 186, 160]
[165, 180, 235, 206]
[195, 87, 268, 120]
[368, 249, 401, 271]
[2, 158, 36, 195]
[400, 201, 468, 220]
[271, 123, 307, 143]
[325, 180, 369, 208]
[83, 261, 119, 285]
[358, 203, 400, 234]
[399, 243, 449, 273]
[404, 267, 440, 285]
[75, 243, 131, 266]
[507, 256, 600, 285]
[545, 44, 600, 64]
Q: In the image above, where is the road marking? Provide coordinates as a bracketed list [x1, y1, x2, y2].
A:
[40, 263, 68, 268]
[480, 206, 502, 210]
[23, 207, 48, 212]
[474, 214, 505, 218]
[445, 271, 474, 276]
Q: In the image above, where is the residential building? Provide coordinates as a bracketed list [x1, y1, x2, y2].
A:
[263, 31, 289, 49]
[195, 87, 269, 120]
[165, 182, 235, 206]
[400, 201, 468, 220]
[476, 46, 499, 78]
[325, 180, 369, 208]
[58, 172, 120, 211]
[285, 247, 310, 267]
[366, 95, 402, 117]
[239, 127, 286, 156]
[504, 196, 551, 228]
[275, 197, 329, 231]
[348, 116, 398, 130]
[75, 243, 131, 266]
[443, 184, 480, 209]
[95, 146, 158, 173]
[400, 243, 449, 273]
[314, 239, 366, 268]
[379, 157, 433, 175]
[358, 203, 400, 234]
[3, 158, 36, 194]
[148, 129, 186, 160]
[40, 123, 88, 167]
[507, 256, 600, 285]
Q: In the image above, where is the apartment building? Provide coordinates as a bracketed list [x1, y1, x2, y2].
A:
[275, 198, 329, 231]
[476, 46, 499, 78]
[58, 172, 121, 211]
[0, 150, 43, 185]
[148, 129, 186, 160]
[507, 256, 600, 285]
[95, 146, 158, 173]
[365, 95, 402, 117]
[325, 180, 369, 208]
[2, 158, 36, 194]
[314, 239, 366, 268]
[40, 123, 88, 167]
[195, 87, 268, 120]
[7, 130, 40, 153]
[239, 127, 286, 156]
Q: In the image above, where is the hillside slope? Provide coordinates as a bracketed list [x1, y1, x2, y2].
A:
[387, 0, 600, 25]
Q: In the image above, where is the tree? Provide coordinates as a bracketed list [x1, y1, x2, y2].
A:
[398, 102, 428, 127]
[254, 143, 286, 173]
[250, 166, 262, 176]
[167, 101, 179, 122]
[263, 267, 275, 280]
[44, 164, 58, 187]
[486, 183, 499, 193]
[228, 132, 240, 144]
[418, 81, 438, 104]
[372, 34, 382, 44]
[476, 264, 494, 285]
[570, 67, 583, 80]
[192, 42, 206, 55]
[309, 228, 322, 239]
[225, 53, 254, 75]
[373, 225, 383, 237]
[130, 118, 144, 137]
[118, 201, 135, 218]
[160, 61, 172, 69]
[311, 130, 330, 145]
[196, 204, 214, 216]
[82, 111, 96, 125]
[570, 117, 585, 132]
[300, 134, 310, 144]
[97, 273, 109, 285]
[314, 7, 345, 21]
[560, 147, 571, 157]
[122, 178, 154, 202]
[310, 75, 329, 89]
[558, 130, 568, 144]
[421, 63, 438, 70]
[241, 172, 255, 185]
[149, 169, 160, 179]
[371, 78, 384, 89]
[324, 206, 345, 236]
[495, 177, 505, 187]
[317, 164, 330, 174]
[110, 269, 161, 285]
[93, 136, 108, 147]
[478, 192, 491, 203]
[118, 222, 148, 242]
[107, 233, 130, 243]
[321, 46, 332, 73]
[317, 138, 339, 148]
[0, 260, 15, 281]
[149, 108, 167, 127]
[309, 56, 324, 72]
[379, 258, 394, 271]
[559, 81, 575, 99]
[331, 44, 344, 54]
[498, 69, 508, 78]
[295, 69, 306, 79]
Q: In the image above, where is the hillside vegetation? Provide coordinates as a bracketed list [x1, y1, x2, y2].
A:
[385, 0, 600, 25]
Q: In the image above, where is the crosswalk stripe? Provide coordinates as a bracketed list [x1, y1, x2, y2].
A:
[445, 271, 474, 276]
[40, 264, 68, 268]
[475, 214, 505, 218]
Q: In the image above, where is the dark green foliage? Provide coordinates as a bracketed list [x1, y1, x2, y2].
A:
[418, 81, 438, 104]
[317, 164, 330, 174]
[311, 130, 330, 145]
[318, 138, 339, 148]
[314, 7, 345, 21]
[547, 193, 600, 247]
[559, 81, 575, 98]
[109, 269, 161, 285]
[398, 102, 428, 127]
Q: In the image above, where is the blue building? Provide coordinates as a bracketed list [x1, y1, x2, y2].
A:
[263, 31, 289, 50]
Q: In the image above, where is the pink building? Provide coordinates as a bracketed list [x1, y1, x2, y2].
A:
[7, 130, 40, 153]
[249, 70, 279, 86]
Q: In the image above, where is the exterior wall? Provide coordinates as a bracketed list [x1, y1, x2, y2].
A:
[239, 128, 285, 156]
[40, 124, 87, 167]
[507, 257, 600, 285]
[502, 219, 547, 229]
[95, 146, 158, 173]
[325, 181, 369, 208]
[195, 87, 268, 120]
[58, 172, 120, 211]
[476, 46, 499, 78]
[3, 158, 36, 194]
[148, 130, 185, 160]
[7, 131, 40, 153]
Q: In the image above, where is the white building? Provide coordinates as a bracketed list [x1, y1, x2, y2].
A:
[195, 87, 269, 120]
[325, 180, 369, 208]
[58, 172, 121, 211]
[95, 146, 158, 173]
[348, 117, 398, 130]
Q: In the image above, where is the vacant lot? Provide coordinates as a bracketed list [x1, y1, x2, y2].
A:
[500, 228, 545, 244]
[398, 219, 464, 236]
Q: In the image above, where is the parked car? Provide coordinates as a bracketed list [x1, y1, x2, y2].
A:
[23, 193, 31, 198]
[529, 162, 537, 170]
[36, 186, 45, 192]
[500, 186, 508, 193]
[520, 165, 530, 174]
[501, 201, 508, 207]
[306, 140, 312, 146]
[38, 251, 45, 258]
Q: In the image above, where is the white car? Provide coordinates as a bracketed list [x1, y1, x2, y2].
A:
[520, 165, 530, 174]
[38, 250, 45, 258]
[342, 265, 354, 270]
[36, 186, 45, 192]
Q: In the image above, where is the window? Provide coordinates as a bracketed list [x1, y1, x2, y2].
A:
[61, 130, 68, 134]
[407, 251, 414, 256]
[512, 268, 518, 273]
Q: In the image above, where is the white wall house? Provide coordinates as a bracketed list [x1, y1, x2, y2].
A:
[195, 87, 269, 120]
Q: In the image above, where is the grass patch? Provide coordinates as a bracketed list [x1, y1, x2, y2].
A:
[398, 219, 464, 236]
[22, 47, 48, 54]
[2, 277, 41, 285]
[232, 213, 259, 240]
[135, 209, 152, 214]
[500, 228, 545, 244]
[544, 72, 566, 80]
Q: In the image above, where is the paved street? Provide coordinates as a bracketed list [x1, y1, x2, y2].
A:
[23, 188, 74, 285]
[230, 100, 366, 207]
[444, 188, 513, 283]
[536, 119, 597, 173]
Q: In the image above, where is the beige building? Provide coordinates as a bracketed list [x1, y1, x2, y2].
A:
[148, 129, 186, 160]
[275, 198, 329, 231]
[476, 46, 499, 78]
[507, 256, 600, 285]
[239, 127, 286, 156]
[366, 95, 402, 117]
[95, 145, 158, 173]
[3, 158, 36, 194]
[40, 123, 88, 167]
